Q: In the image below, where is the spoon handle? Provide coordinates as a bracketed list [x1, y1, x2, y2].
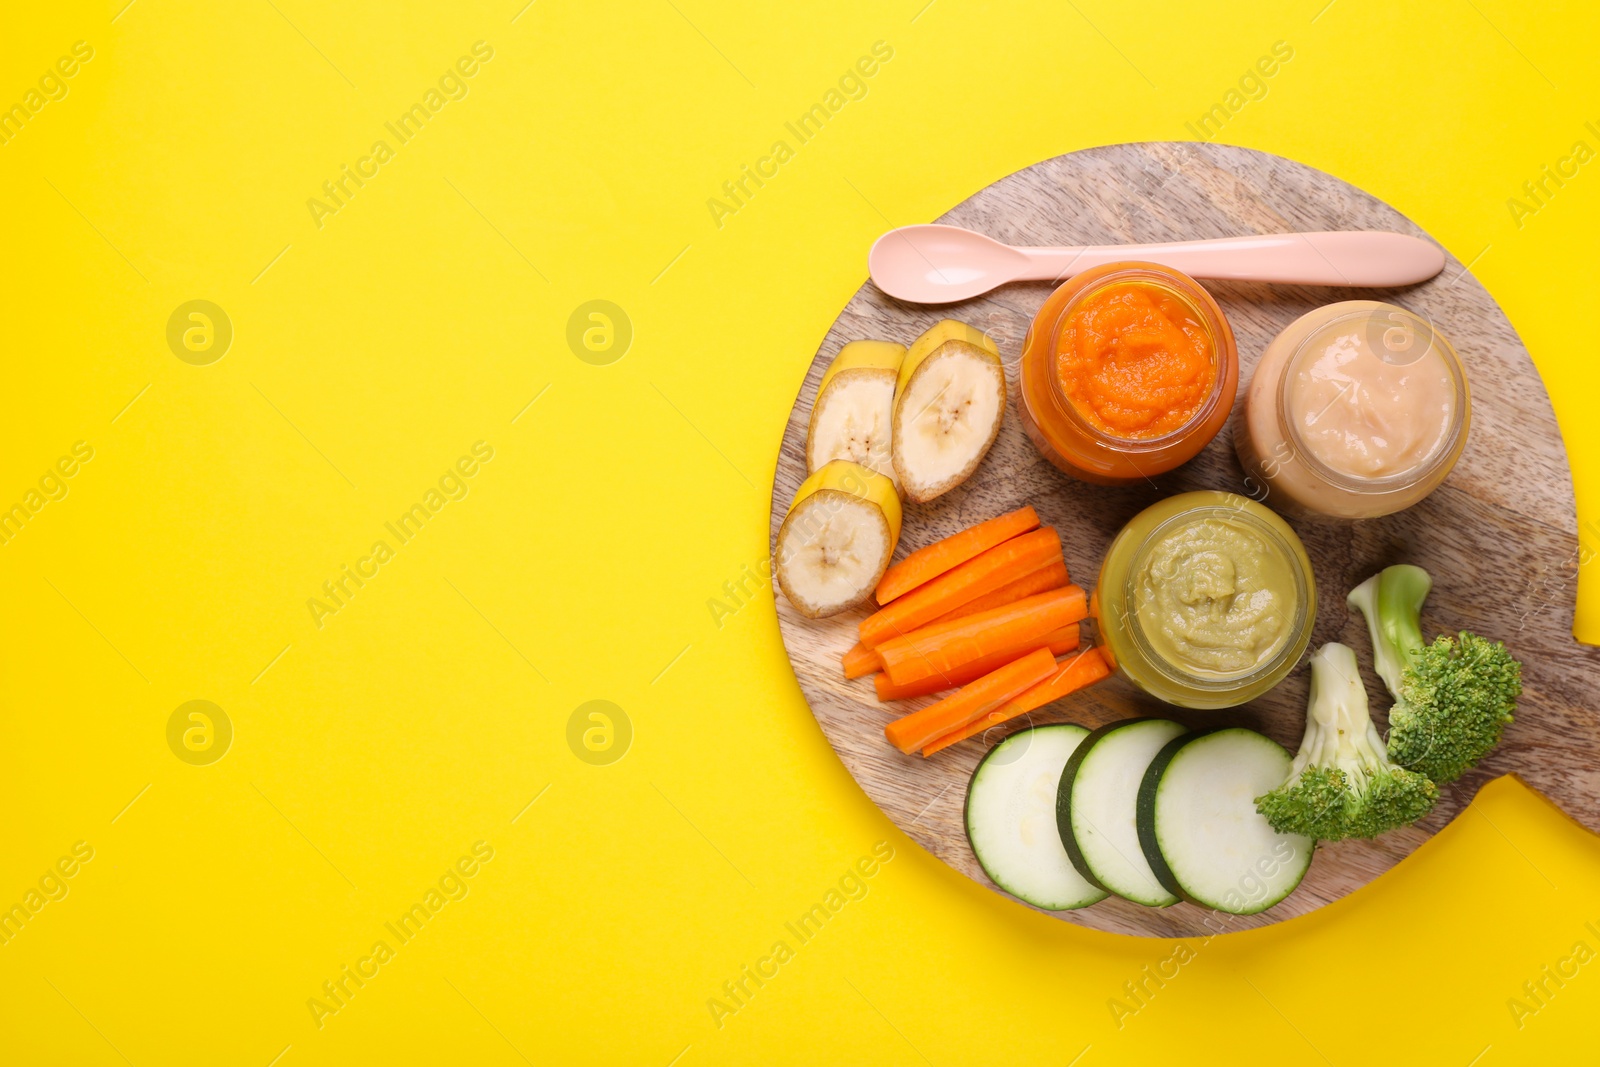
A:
[1017, 231, 1445, 288]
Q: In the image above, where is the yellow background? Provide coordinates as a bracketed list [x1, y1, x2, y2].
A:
[3, 1, 1598, 1063]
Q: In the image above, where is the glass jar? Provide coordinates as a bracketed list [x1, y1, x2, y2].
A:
[1094, 491, 1315, 709]
[1018, 262, 1239, 485]
[1234, 301, 1470, 520]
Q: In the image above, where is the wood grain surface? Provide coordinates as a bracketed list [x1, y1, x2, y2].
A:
[769, 142, 1600, 937]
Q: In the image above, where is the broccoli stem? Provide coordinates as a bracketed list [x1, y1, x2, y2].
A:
[1256, 641, 1438, 840]
[1346, 564, 1431, 701]
[1292, 642, 1389, 788]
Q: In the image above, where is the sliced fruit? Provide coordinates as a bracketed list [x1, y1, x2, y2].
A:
[965, 724, 1109, 911]
[892, 327, 1006, 502]
[1058, 719, 1188, 907]
[896, 319, 1001, 396]
[1135, 728, 1314, 915]
[807, 340, 906, 484]
[775, 460, 902, 618]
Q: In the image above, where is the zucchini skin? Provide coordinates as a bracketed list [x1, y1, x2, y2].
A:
[1057, 718, 1160, 893]
[1134, 729, 1219, 905]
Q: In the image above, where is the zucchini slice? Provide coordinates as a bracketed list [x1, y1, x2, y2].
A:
[1058, 718, 1188, 907]
[1136, 728, 1313, 915]
[966, 725, 1109, 911]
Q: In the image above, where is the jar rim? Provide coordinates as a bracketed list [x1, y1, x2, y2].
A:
[1274, 304, 1470, 495]
[1044, 264, 1234, 455]
[1119, 500, 1313, 692]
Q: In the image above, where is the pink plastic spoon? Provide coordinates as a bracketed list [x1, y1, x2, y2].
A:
[868, 224, 1447, 304]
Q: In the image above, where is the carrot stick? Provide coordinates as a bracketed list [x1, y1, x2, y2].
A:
[874, 627, 1080, 701]
[877, 586, 1088, 687]
[921, 648, 1112, 757]
[885, 648, 1058, 755]
[859, 527, 1061, 648]
[926, 558, 1069, 627]
[850, 556, 1065, 683]
[842, 642, 881, 680]
[875, 505, 1039, 605]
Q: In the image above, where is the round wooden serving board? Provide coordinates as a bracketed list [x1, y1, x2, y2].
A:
[770, 142, 1600, 937]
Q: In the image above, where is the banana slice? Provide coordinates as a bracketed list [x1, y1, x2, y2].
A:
[776, 460, 902, 618]
[891, 320, 1005, 503]
[807, 340, 906, 485]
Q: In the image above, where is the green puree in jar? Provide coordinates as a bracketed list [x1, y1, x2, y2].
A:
[1132, 516, 1298, 678]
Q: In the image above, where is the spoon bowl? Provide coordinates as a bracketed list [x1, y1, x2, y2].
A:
[868, 225, 1032, 304]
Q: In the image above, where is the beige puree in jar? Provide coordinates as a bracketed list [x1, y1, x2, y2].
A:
[1235, 301, 1470, 520]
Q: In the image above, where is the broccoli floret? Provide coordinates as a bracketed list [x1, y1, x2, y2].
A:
[1347, 565, 1522, 783]
[1256, 642, 1437, 840]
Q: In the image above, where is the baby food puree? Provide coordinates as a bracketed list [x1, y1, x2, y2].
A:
[1133, 515, 1297, 678]
[1288, 314, 1457, 477]
[1236, 301, 1470, 520]
[1095, 492, 1314, 710]
[1055, 282, 1216, 439]
[1018, 263, 1237, 485]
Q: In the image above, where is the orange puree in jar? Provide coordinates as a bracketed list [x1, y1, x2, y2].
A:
[1054, 282, 1217, 439]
